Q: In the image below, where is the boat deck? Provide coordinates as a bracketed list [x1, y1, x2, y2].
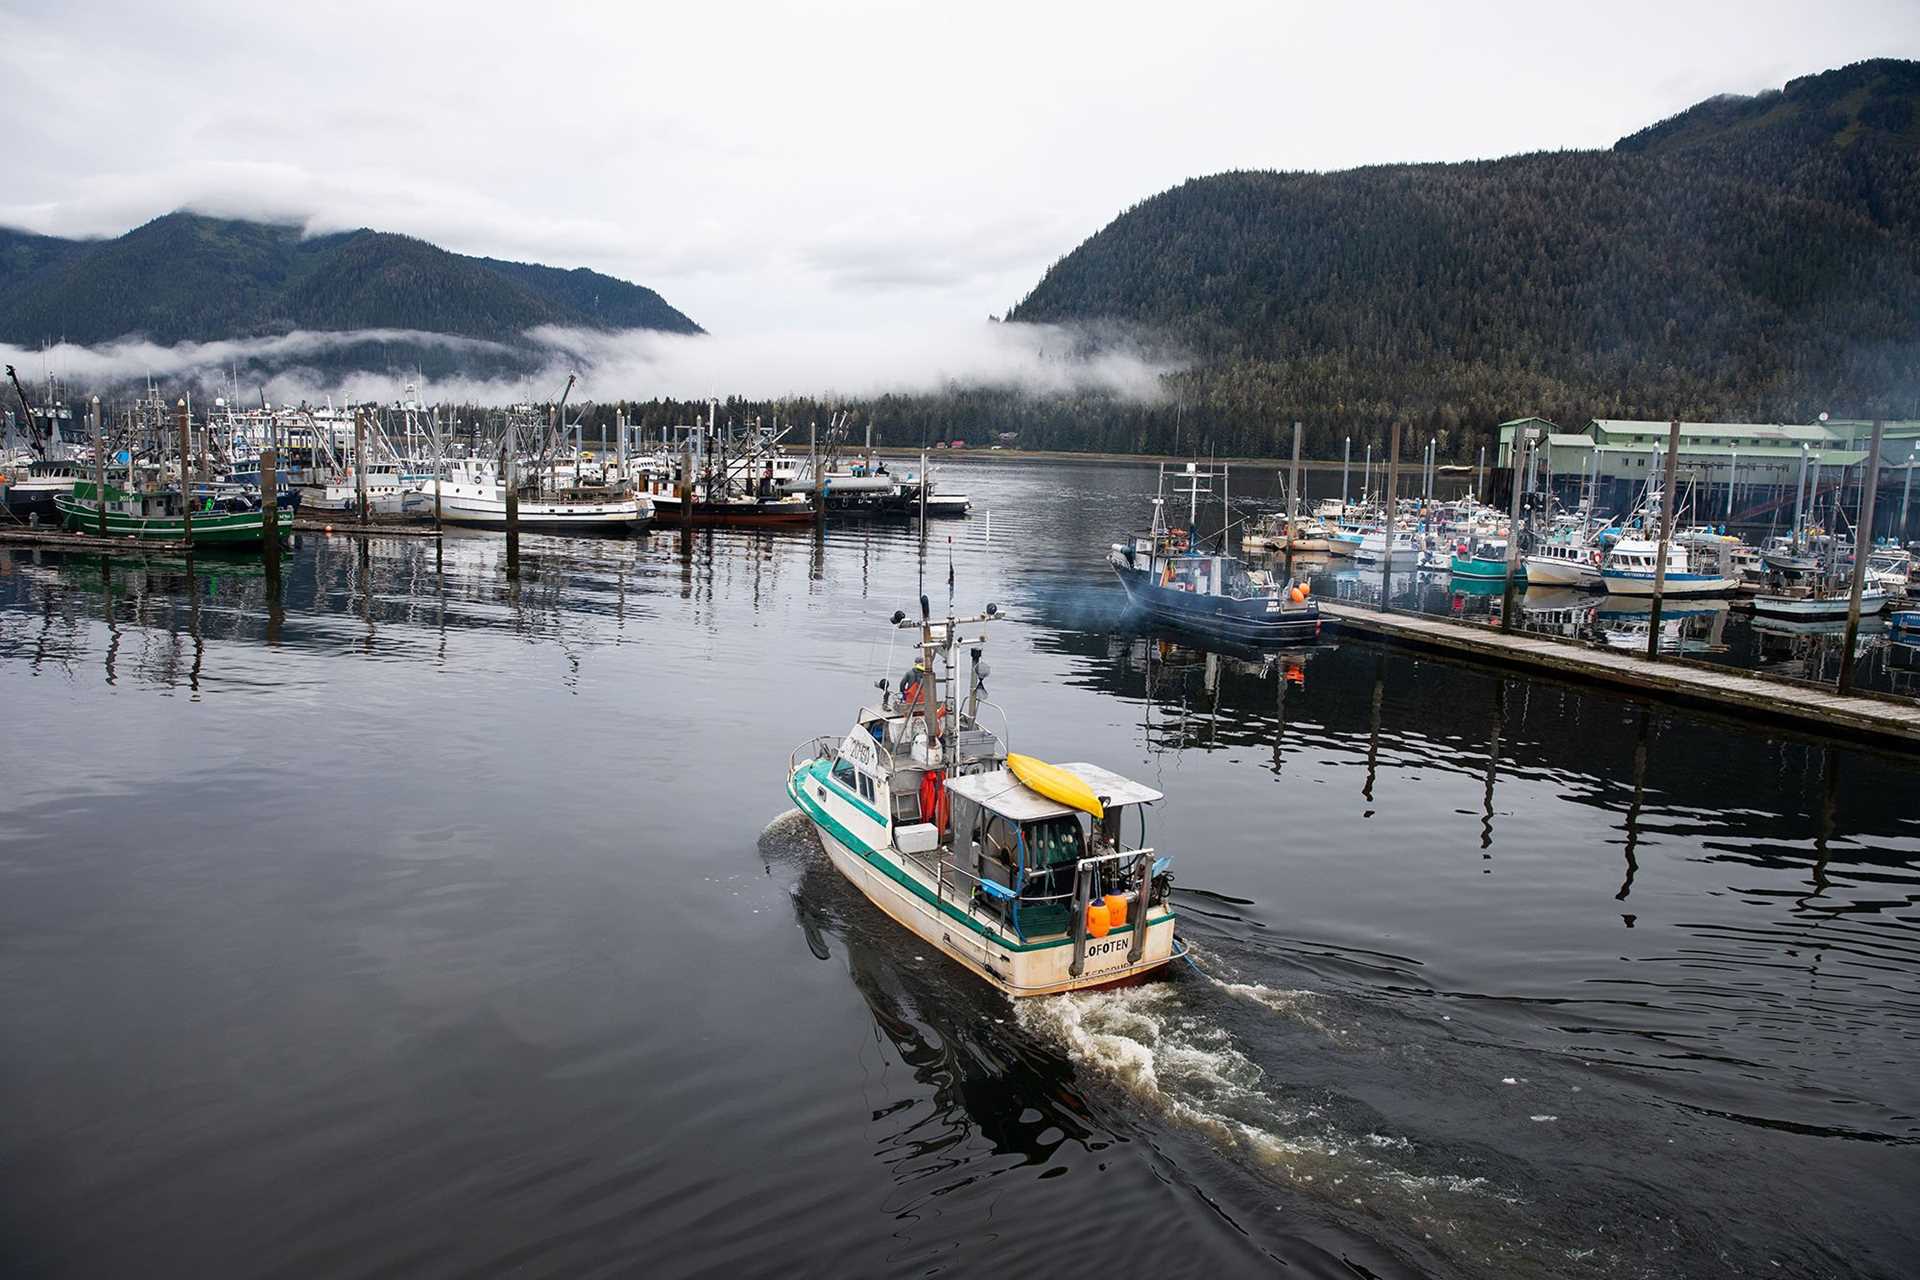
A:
[1319, 601, 1920, 751]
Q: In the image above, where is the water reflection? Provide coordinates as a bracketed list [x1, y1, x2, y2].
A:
[2, 460, 1916, 1280]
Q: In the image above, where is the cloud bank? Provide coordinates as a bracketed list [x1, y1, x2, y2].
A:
[1, 321, 1183, 407]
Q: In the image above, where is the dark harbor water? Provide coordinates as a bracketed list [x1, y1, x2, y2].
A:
[2, 460, 1915, 1279]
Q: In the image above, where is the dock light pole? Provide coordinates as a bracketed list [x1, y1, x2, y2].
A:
[1838, 419, 1886, 694]
[176, 398, 193, 549]
[1363, 444, 1372, 505]
[1647, 418, 1683, 661]
[1477, 444, 1486, 503]
[1728, 447, 1737, 521]
[1341, 436, 1350, 509]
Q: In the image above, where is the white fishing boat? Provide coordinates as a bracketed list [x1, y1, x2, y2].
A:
[1599, 538, 1739, 596]
[1354, 526, 1418, 569]
[426, 459, 652, 531]
[299, 462, 412, 515]
[1864, 545, 1912, 594]
[785, 601, 1179, 998]
[1750, 587, 1888, 620]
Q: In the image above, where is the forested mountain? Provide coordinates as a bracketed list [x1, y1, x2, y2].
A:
[1004, 59, 1920, 460]
[0, 212, 701, 348]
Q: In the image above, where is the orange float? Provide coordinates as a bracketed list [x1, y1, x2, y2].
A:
[1102, 893, 1129, 927]
[1086, 902, 1111, 938]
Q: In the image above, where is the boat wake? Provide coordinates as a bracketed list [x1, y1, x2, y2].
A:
[1016, 970, 1641, 1278]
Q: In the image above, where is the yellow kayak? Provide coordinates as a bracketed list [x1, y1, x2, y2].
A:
[1006, 753, 1104, 819]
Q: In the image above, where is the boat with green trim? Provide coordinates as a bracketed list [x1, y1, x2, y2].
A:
[785, 598, 1178, 997]
[1449, 535, 1525, 582]
[55, 480, 287, 546]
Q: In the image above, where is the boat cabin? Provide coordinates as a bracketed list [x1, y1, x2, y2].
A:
[945, 764, 1164, 942]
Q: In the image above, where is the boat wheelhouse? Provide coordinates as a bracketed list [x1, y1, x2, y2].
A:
[786, 603, 1178, 997]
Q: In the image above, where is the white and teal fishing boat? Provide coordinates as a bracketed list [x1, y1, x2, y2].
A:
[1449, 536, 1525, 582]
[785, 599, 1179, 997]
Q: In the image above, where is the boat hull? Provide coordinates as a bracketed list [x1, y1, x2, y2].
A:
[787, 765, 1175, 997]
[54, 493, 281, 545]
[1600, 570, 1739, 596]
[1110, 558, 1320, 643]
[1449, 554, 1524, 582]
[650, 493, 818, 526]
[1523, 554, 1599, 587]
[1750, 592, 1887, 619]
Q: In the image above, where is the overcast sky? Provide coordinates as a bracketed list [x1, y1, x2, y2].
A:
[4, 0, 1916, 345]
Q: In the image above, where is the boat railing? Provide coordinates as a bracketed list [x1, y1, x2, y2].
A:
[788, 735, 840, 776]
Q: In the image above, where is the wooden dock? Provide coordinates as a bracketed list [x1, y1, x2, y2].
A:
[1318, 601, 1920, 750]
[290, 519, 441, 538]
[0, 527, 191, 555]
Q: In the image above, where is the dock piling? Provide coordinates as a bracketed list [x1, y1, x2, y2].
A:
[90, 396, 105, 538]
[1838, 419, 1885, 694]
[176, 398, 193, 550]
[353, 410, 371, 527]
[1647, 417, 1682, 661]
[262, 446, 279, 569]
[1501, 428, 1528, 631]
[1382, 422, 1402, 610]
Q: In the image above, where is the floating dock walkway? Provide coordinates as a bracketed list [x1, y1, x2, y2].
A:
[0, 527, 191, 555]
[290, 518, 441, 538]
[1319, 602, 1920, 751]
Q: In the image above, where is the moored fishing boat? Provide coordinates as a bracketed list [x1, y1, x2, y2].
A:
[1354, 526, 1417, 569]
[428, 459, 652, 531]
[785, 600, 1179, 997]
[1600, 538, 1738, 596]
[55, 480, 284, 545]
[1449, 536, 1524, 582]
[1109, 467, 1318, 644]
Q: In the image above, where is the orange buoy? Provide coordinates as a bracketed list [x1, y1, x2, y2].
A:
[1086, 902, 1111, 938]
[1102, 893, 1129, 927]
[1289, 586, 1306, 603]
[323, 524, 334, 534]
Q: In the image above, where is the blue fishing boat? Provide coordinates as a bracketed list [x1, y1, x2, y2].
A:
[1108, 463, 1319, 644]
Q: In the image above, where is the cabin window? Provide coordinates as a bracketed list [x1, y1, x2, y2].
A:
[831, 758, 858, 791]
[857, 773, 876, 804]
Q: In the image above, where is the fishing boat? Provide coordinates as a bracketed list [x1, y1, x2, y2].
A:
[1599, 538, 1739, 596]
[1524, 528, 1605, 588]
[1864, 545, 1912, 594]
[1449, 536, 1524, 582]
[54, 480, 285, 545]
[1750, 587, 1888, 620]
[1325, 523, 1365, 557]
[1109, 464, 1318, 644]
[785, 601, 1179, 997]
[1354, 526, 1417, 569]
[427, 459, 653, 531]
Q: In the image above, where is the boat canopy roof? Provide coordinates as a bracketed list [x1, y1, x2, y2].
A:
[946, 763, 1163, 821]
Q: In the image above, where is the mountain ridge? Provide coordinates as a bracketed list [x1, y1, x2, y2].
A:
[0, 212, 701, 348]
[1006, 58, 1920, 458]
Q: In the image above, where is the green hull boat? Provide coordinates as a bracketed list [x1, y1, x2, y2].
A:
[56, 481, 286, 547]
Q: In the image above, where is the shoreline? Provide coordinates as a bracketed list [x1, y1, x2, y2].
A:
[865, 445, 1476, 472]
